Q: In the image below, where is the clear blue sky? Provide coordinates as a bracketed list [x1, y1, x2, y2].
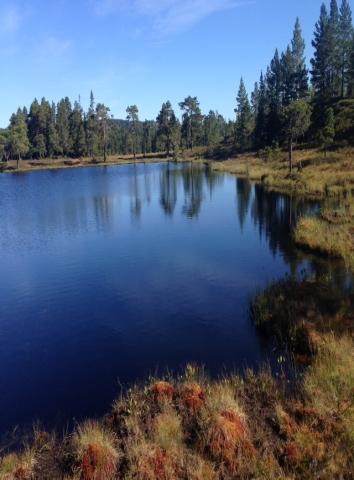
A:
[0, 0, 349, 127]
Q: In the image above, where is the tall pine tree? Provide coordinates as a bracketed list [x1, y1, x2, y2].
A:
[235, 78, 253, 150]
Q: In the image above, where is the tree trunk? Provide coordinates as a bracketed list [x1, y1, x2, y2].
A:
[17, 154, 21, 169]
[288, 139, 293, 173]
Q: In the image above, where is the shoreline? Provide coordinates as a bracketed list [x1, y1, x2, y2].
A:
[0, 277, 352, 479]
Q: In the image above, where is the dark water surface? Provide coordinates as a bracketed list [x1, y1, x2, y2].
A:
[0, 163, 348, 434]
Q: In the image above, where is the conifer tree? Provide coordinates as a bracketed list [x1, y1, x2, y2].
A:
[126, 105, 139, 160]
[267, 50, 283, 143]
[235, 78, 253, 150]
[350, 33, 354, 96]
[8, 109, 30, 168]
[56, 97, 72, 156]
[179, 96, 203, 151]
[311, 4, 330, 100]
[96, 103, 110, 162]
[319, 107, 336, 154]
[281, 46, 296, 105]
[291, 18, 309, 99]
[339, 0, 353, 97]
[156, 101, 178, 156]
[203, 111, 224, 149]
[329, 0, 341, 97]
[47, 102, 60, 157]
[254, 72, 268, 148]
[142, 121, 154, 156]
[70, 102, 86, 158]
[283, 99, 311, 172]
[86, 91, 99, 159]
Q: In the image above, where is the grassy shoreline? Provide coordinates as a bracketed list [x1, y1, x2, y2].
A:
[0, 153, 188, 174]
[0, 277, 352, 479]
[210, 147, 354, 271]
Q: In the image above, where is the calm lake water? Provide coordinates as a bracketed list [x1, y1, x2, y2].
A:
[0, 162, 348, 435]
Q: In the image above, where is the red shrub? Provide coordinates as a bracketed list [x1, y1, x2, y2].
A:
[284, 441, 300, 466]
[135, 447, 179, 480]
[152, 382, 175, 402]
[81, 443, 117, 480]
[209, 409, 255, 465]
[14, 466, 28, 480]
[181, 383, 204, 411]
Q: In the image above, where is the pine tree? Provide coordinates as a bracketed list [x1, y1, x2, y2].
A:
[267, 50, 283, 143]
[97, 103, 110, 162]
[203, 111, 224, 149]
[319, 107, 336, 154]
[254, 72, 268, 148]
[339, 0, 353, 97]
[235, 78, 253, 150]
[56, 97, 72, 156]
[311, 4, 330, 100]
[329, 0, 341, 97]
[126, 105, 139, 160]
[86, 91, 99, 158]
[179, 96, 203, 151]
[281, 46, 296, 105]
[283, 99, 311, 172]
[350, 33, 354, 96]
[291, 18, 309, 99]
[47, 102, 60, 157]
[8, 109, 30, 168]
[70, 102, 86, 158]
[142, 121, 153, 155]
[156, 101, 178, 156]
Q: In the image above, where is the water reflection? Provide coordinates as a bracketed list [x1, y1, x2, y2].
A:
[0, 162, 351, 435]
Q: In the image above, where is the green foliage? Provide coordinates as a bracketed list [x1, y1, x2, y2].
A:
[8, 109, 30, 165]
[179, 96, 203, 150]
[319, 107, 336, 151]
[333, 98, 354, 143]
[235, 78, 254, 151]
[156, 101, 179, 156]
[283, 99, 311, 170]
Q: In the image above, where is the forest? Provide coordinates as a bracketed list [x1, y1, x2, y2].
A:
[1, 0, 354, 168]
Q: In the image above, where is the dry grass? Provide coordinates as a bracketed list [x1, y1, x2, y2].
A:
[0, 449, 36, 480]
[212, 147, 354, 197]
[0, 278, 353, 479]
[295, 209, 354, 271]
[72, 421, 120, 480]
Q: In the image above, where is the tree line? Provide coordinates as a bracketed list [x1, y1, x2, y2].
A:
[1, 0, 354, 170]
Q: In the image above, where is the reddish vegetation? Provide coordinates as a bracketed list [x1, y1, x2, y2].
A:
[209, 409, 255, 465]
[136, 447, 179, 480]
[81, 443, 116, 480]
[14, 466, 28, 479]
[152, 382, 175, 402]
[181, 383, 204, 411]
[284, 442, 300, 466]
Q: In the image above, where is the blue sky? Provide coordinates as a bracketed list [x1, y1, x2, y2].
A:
[0, 0, 348, 127]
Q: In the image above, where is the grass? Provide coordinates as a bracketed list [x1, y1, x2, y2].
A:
[0, 151, 190, 174]
[72, 421, 120, 480]
[0, 147, 353, 477]
[1, 301, 352, 479]
[0, 448, 36, 480]
[211, 147, 354, 199]
[211, 146, 354, 270]
[295, 199, 354, 271]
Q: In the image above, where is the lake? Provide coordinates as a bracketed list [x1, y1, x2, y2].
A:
[0, 162, 348, 435]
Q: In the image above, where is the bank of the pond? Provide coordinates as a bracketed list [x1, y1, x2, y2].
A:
[211, 147, 354, 271]
[0, 153, 193, 174]
[1, 277, 353, 480]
